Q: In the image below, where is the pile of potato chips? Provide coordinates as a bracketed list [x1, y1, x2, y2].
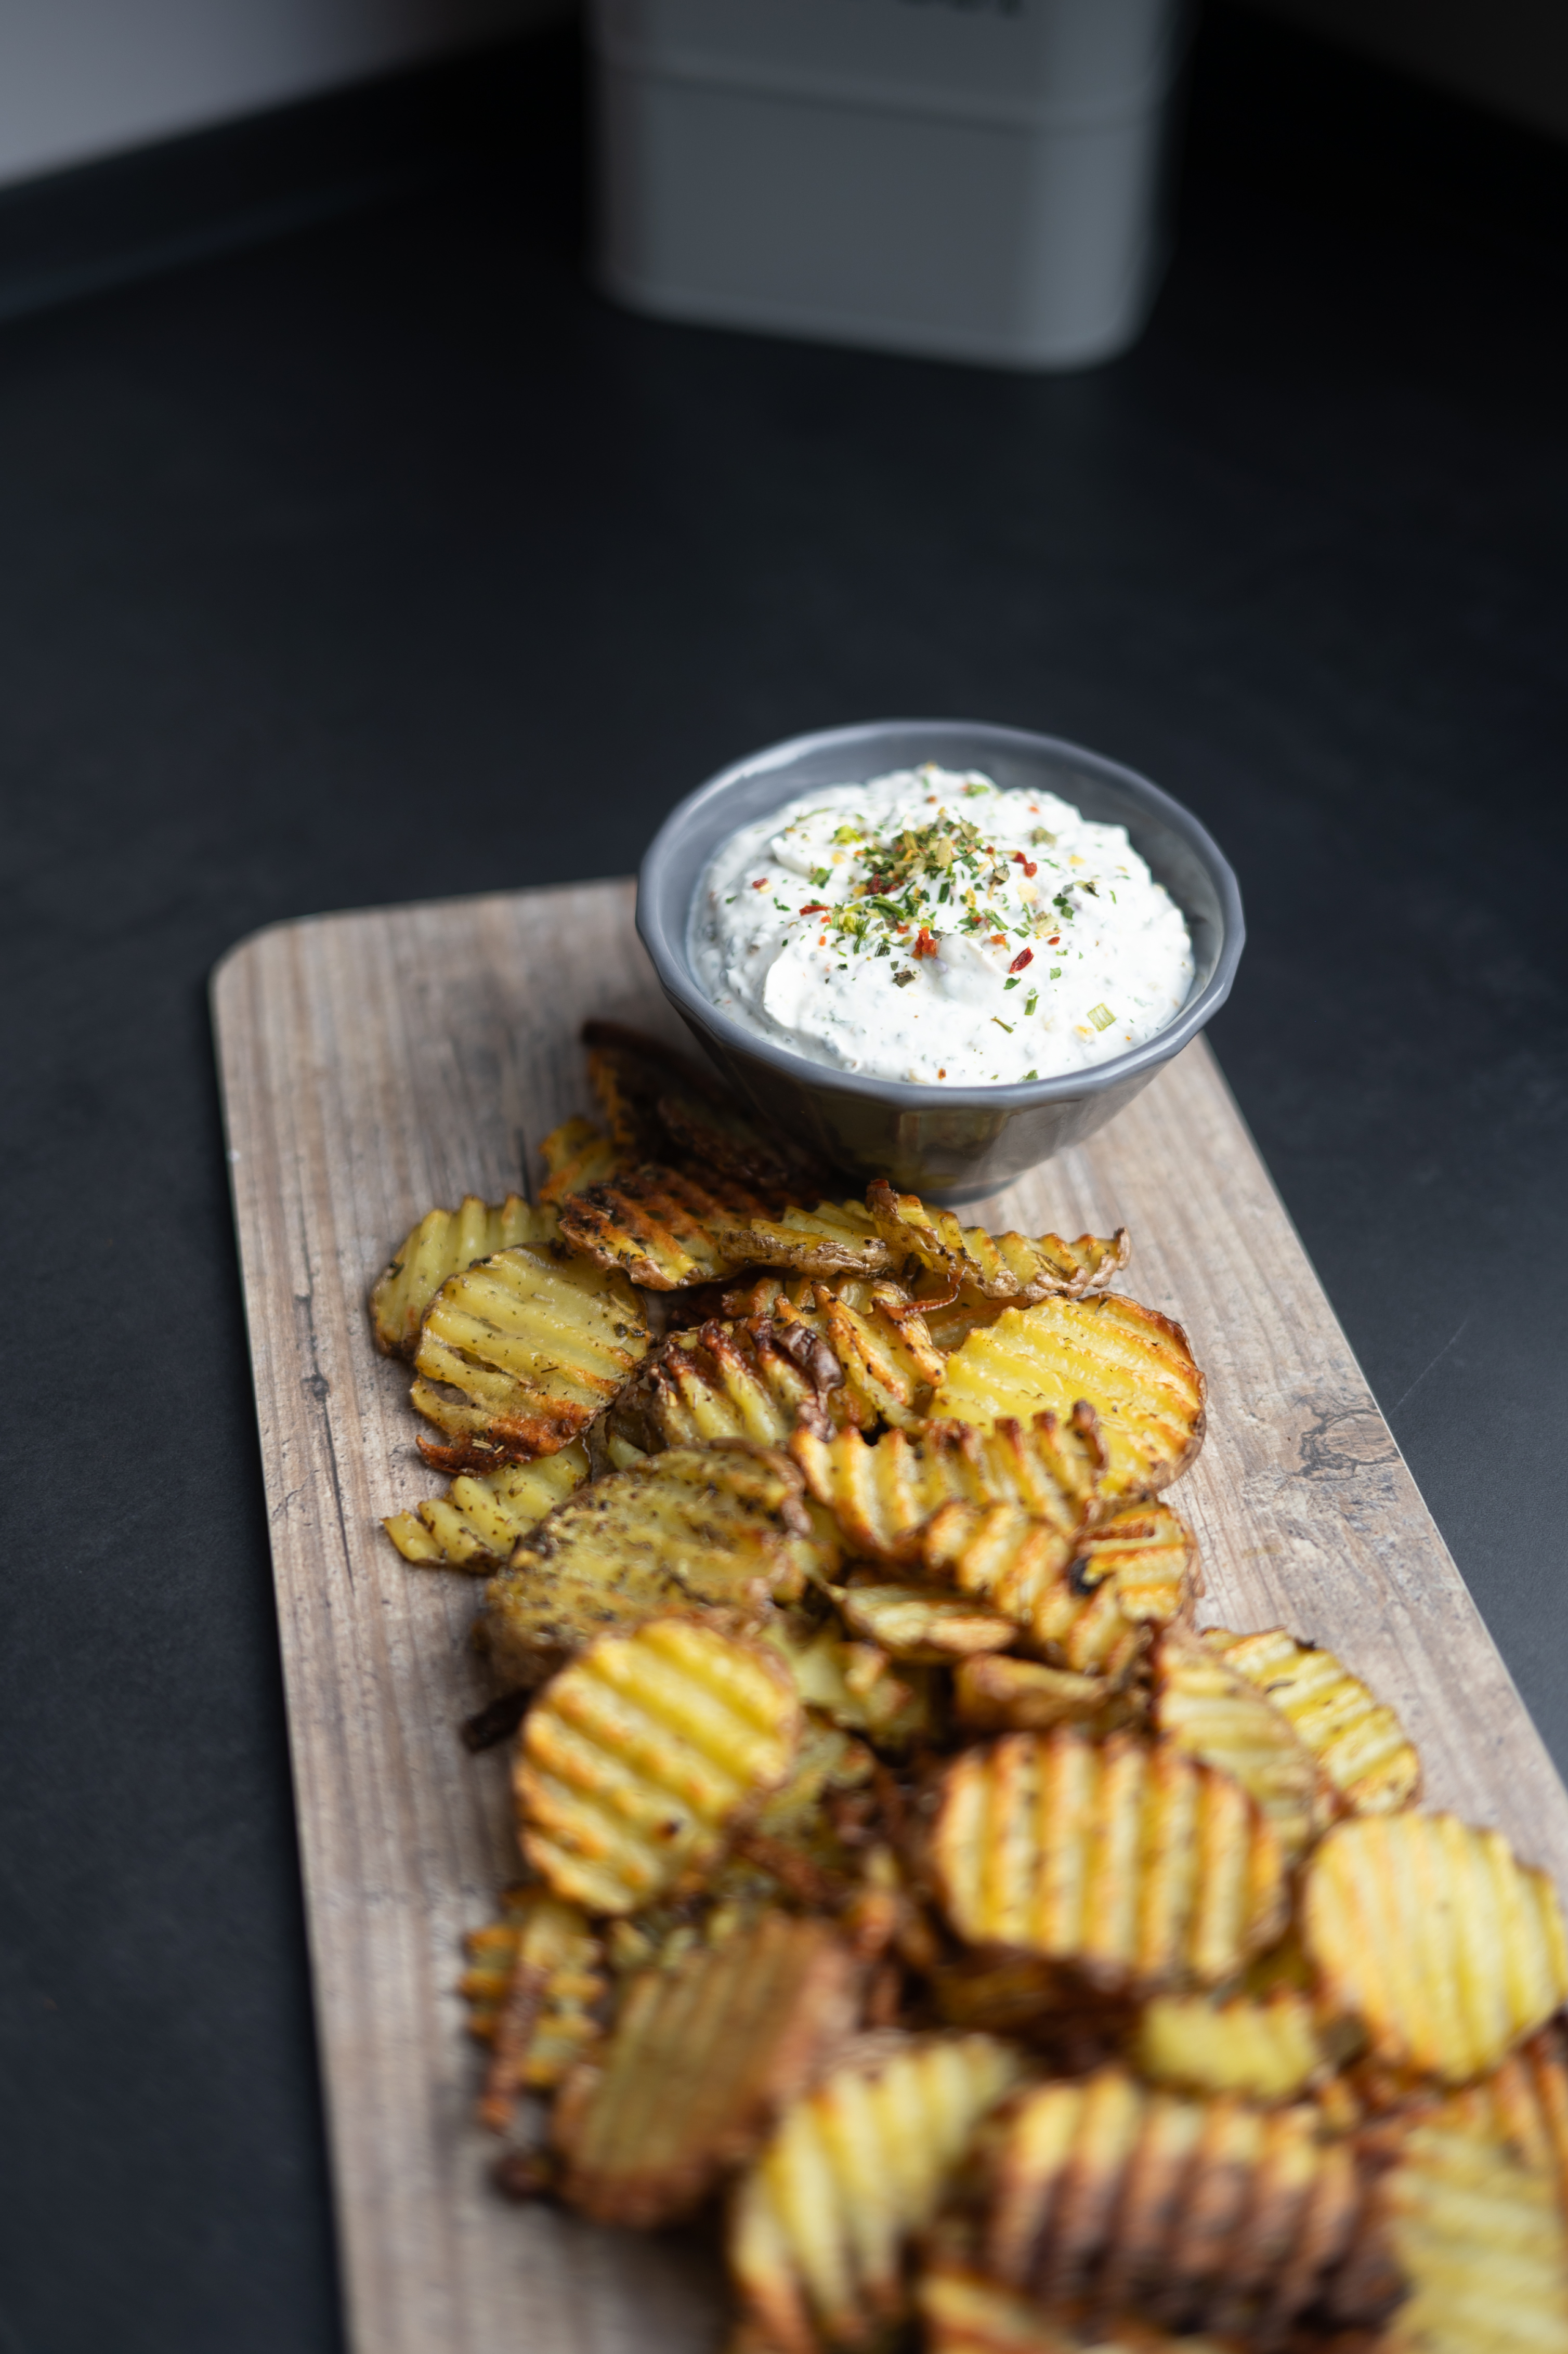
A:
[371, 1024, 1568, 2354]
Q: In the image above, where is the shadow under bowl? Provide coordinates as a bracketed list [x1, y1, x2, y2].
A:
[637, 718, 1244, 1202]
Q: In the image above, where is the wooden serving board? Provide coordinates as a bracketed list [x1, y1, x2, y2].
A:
[213, 878, 1568, 2354]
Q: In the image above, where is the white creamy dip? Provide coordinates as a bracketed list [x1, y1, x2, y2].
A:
[690, 764, 1195, 1088]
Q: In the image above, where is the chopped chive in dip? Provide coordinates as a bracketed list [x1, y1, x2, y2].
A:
[693, 762, 1193, 1088]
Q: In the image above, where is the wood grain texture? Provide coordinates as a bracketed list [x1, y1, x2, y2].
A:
[213, 877, 1568, 2354]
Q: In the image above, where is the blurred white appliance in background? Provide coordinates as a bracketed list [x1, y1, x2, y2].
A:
[590, 0, 1190, 371]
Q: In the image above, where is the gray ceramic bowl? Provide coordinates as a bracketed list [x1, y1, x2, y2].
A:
[637, 719, 1244, 1201]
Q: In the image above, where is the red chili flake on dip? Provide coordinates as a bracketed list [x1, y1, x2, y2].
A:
[1012, 852, 1038, 879]
[913, 926, 939, 958]
[1008, 948, 1034, 974]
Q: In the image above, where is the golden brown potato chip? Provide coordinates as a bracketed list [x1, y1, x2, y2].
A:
[382, 1440, 590, 1572]
[410, 1243, 650, 1471]
[789, 1281, 946, 1432]
[482, 1445, 830, 1685]
[1154, 1627, 1323, 1866]
[919, 1508, 1155, 1677]
[655, 1093, 837, 1206]
[459, 1887, 607, 2123]
[952, 1656, 1118, 1735]
[974, 2067, 1363, 2343]
[1430, 2021, 1568, 2212]
[370, 1193, 554, 1357]
[708, 1200, 892, 1279]
[866, 1180, 1131, 1304]
[931, 1296, 1206, 1499]
[1134, 1989, 1328, 2104]
[515, 1616, 801, 1915]
[729, 2033, 1024, 2353]
[1070, 1504, 1200, 1625]
[790, 1408, 1106, 1567]
[830, 1583, 1019, 1662]
[538, 1117, 622, 1208]
[582, 1019, 727, 1157]
[931, 1730, 1288, 1993]
[553, 1911, 860, 2226]
[1203, 1627, 1421, 1816]
[763, 1612, 935, 1749]
[916, 2255, 1244, 2354]
[1302, 1814, 1568, 2086]
[1374, 2122, 1568, 2354]
[557, 1163, 772, 1289]
[612, 1316, 840, 1455]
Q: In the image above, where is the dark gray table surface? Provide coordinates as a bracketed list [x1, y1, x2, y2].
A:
[0, 9, 1563, 2349]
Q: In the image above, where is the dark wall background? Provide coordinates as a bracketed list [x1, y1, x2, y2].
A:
[0, 9, 1564, 2348]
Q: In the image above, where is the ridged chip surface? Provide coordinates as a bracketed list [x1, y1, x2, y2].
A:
[790, 1408, 1105, 1566]
[459, 1888, 607, 2121]
[558, 1163, 770, 1289]
[537, 1116, 621, 1207]
[1376, 2123, 1568, 2354]
[1155, 1626, 1324, 1865]
[382, 1440, 589, 1571]
[1204, 1626, 1421, 1815]
[370, 1193, 555, 1356]
[1302, 1812, 1568, 2084]
[615, 1316, 838, 1455]
[554, 1912, 860, 2227]
[931, 1730, 1288, 1991]
[917, 2259, 1240, 2353]
[729, 2032, 1023, 2353]
[952, 1656, 1116, 1735]
[866, 1180, 1131, 1302]
[931, 1296, 1206, 1498]
[974, 2067, 1364, 2342]
[708, 1199, 892, 1277]
[515, 1616, 801, 1914]
[410, 1242, 649, 1471]
[482, 1445, 829, 1684]
[830, 1583, 1020, 1662]
[919, 1507, 1164, 1676]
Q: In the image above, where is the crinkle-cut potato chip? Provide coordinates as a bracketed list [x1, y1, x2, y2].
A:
[613, 1317, 840, 1456]
[370, 1193, 554, 1357]
[866, 1179, 1131, 1303]
[1070, 1504, 1200, 1626]
[763, 1611, 934, 1748]
[655, 1094, 838, 1210]
[1374, 2122, 1568, 2354]
[1302, 1813, 1568, 2087]
[538, 1117, 622, 1208]
[916, 2257, 1243, 2354]
[515, 1616, 800, 1915]
[1154, 1627, 1323, 1866]
[919, 1508, 1151, 1677]
[1429, 2021, 1568, 2211]
[830, 1583, 1020, 1663]
[709, 1200, 892, 1279]
[582, 1018, 728, 1157]
[729, 2032, 1024, 2354]
[931, 1296, 1206, 1499]
[482, 1446, 831, 1685]
[1203, 1627, 1421, 1817]
[953, 1657, 1119, 1735]
[973, 2067, 1364, 2343]
[552, 1911, 860, 2226]
[779, 1281, 945, 1432]
[460, 1887, 607, 2122]
[557, 1163, 774, 1290]
[1134, 1989, 1328, 2104]
[410, 1243, 650, 1472]
[382, 1440, 589, 1572]
[931, 1730, 1288, 1993]
[790, 1409, 1106, 1568]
